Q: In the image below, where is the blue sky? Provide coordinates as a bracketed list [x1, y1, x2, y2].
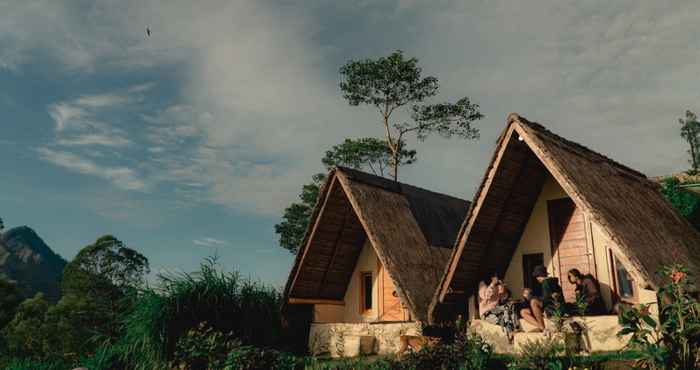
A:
[2, 0, 699, 287]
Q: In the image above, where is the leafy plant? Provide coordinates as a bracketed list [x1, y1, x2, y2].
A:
[223, 345, 298, 370]
[170, 322, 240, 370]
[118, 257, 284, 369]
[396, 333, 492, 370]
[617, 264, 700, 370]
[508, 336, 565, 370]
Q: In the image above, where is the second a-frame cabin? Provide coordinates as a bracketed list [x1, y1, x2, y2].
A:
[283, 167, 469, 356]
[430, 114, 700, 351]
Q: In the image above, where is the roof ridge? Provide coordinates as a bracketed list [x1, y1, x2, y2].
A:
[508, 113, 649, 180]
[335, 166, 468, 203]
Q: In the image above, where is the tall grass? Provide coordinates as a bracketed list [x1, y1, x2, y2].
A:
[118, 257, 284, 369]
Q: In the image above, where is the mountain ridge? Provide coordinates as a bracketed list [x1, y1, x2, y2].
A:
[0, 226, 67, 301]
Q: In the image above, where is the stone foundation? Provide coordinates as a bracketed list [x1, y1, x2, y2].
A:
[470, 315, 632, 354]
[308, 321, 421, 357]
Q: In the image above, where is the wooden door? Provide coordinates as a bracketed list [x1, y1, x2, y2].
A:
[379, 263, 406, 321]
[547, 198, 593, 302]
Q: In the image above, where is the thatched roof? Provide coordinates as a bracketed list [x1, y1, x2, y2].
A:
[283, 167, 469, 322]
[432, 113, 700, 317]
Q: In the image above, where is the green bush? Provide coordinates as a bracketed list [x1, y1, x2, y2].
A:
[1, 357, 70, 370]
[508, 336, 565, 370]
[390, 333, 492, 370]
[661, 177, 700, 229]
[223, 345, 298, 370]
[618, 264, 700, 370]
[170, 322, 241, 369]
[118, 257, 285, 369]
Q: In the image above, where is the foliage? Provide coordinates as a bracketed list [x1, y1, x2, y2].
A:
[661, 177, 700, 229]
[322, 137, 416, 178]
[679, 110, 700, 173]
[118, 257, 284, 369]
[1, 357, 70, 370]
[617, 264, 700, 370]
[393, 333, 492, 370]
[62, 235, 149, 296]
[508, 336, 565, 370]
[0, 278, 22, 330]
[223, 344, 298, 370]
[1, 293, 53, 359]
[340, 50, 482, 180]
[275, 173, 326, 254]
[170, 322, 240, 369]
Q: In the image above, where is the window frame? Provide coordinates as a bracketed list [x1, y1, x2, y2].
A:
[609, 249, 638, 303]
[359, 271, 373, 314]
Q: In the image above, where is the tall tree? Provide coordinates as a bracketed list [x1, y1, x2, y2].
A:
[61, 235, 149, 342]
[340, 50, 483, 180]
[679, 110, 700, 173]
[275, 138, 415, 254]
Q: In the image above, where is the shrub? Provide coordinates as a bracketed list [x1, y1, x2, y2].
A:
[508, 336, 565, 370]
[170, 322, 240, 369]
[395, 333, 493, 370]
[223, 345, 298, 370]
[118, 257, 285, 369]
[1, 357, 70, 370]
[618, 264, 700, 370]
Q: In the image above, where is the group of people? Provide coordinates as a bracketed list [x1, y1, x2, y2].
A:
[478, 265, 606, 341]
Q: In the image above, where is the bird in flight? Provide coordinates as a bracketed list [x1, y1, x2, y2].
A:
[146, 27, 151, 36]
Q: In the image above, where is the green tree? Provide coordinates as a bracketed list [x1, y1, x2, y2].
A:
[340, 50, 483, 180]
[679, 110, 700, 173]
[2, 293, 52, 359]
[61, 235, 149, 345]
[322, 137, 415, 177]
[661, 177, 700, 230]
[0, 217, 4, 232]
[0, 279, 21, 330]
[275, 138, 415, 254]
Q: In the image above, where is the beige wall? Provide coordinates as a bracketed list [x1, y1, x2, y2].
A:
[314, 240, 382, 323]
[502, 175, 567, 295]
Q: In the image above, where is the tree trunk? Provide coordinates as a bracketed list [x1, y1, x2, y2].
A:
[382, 112, 400, 181]
[392, 153, 399, 181]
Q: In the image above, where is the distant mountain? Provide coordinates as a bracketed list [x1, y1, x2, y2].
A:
[0, 226, 67, 302]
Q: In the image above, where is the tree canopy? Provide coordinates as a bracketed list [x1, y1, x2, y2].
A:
[322, 137, 415, 178]
[679, 110, 700, 173]
[340, 50, 483, 180]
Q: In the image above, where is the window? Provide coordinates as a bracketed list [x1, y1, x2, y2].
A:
[522, 253, 544, 296]
[610, 250, 635, 300]
[360, 272, 373, 312]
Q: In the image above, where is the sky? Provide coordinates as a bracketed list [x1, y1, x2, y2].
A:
[2, 0, 699, 288]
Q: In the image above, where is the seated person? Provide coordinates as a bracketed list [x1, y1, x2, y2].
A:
[478, 276, 519, 341]
[527, 265, 565, 331]
[516, 288, 542, 331]
[568, 268, 607, 315]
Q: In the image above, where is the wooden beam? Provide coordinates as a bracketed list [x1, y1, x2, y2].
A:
[317, 204, 350, 297]
[288, 298, 345, 306]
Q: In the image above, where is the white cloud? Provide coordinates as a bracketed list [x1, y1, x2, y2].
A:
[57, 134, 131, 147]
[74, 94, 130, 109]
[37, 147, 146, 190]
[12, 0, 700, 215]
[193, 237, 228, 247]
[48, 103, 87, 132]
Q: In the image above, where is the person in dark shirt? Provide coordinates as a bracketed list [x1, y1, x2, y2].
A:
[568, 268, 607, 315]
[528, 265, 565, 331]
